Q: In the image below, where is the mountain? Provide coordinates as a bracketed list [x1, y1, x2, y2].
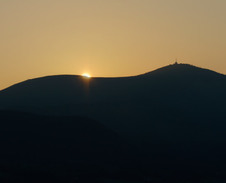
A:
[0, 63, 226, 181]
[0, 63, 225, 132]
[1, 63, 226, 141]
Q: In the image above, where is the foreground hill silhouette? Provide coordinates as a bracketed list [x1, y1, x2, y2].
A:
[0, 63, 226, 182]
[0, 111, 135, 182]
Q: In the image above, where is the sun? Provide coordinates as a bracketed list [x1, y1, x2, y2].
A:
[82, 73, 91, 78]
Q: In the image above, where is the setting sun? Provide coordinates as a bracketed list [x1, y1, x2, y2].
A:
[82, 73, 91, 78]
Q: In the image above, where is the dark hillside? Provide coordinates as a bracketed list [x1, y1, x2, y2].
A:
[0, 111, 133, 171]
[0, 64, 226, 181]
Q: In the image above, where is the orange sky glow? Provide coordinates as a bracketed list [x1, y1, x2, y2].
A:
[0, 0, 226, 89]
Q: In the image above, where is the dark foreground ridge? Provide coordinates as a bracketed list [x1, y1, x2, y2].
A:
[0, 63, 226, 182]
[0, 111, 135, 182]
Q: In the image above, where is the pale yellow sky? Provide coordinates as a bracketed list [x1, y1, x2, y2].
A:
[0, 0, 226, 89]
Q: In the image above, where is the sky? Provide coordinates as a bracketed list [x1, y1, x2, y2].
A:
[0, 0, 226, 89]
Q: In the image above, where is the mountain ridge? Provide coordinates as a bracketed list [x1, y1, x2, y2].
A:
[0, 63, 225, 115]
[1, 63, 225, 92]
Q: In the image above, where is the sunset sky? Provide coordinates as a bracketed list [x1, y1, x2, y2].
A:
[0, 0, 226, 89]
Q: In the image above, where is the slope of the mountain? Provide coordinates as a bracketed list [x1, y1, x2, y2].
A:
[0, 110, 139, 182]
[0, 110, 132, 167]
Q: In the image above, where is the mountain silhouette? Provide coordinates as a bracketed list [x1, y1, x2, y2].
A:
[0, 63, 226, 144]
[1, 63, 225, 109]
[0, 63, 226, 181]
[0, 63, 225, 133]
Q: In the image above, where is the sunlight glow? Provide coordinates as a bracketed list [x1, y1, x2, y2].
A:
[82, 73, 91, 78]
